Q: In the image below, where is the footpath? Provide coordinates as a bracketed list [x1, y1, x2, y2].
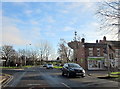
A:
[87, 70, 108, 77]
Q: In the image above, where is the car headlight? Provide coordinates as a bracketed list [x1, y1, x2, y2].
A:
[82, 69, 85, 73]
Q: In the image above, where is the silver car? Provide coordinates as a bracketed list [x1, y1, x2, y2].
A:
[46, 64, 54, 69]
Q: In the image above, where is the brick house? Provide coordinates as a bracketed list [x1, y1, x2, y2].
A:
[68, 36, 120, 70]
[99, 36, 120, 70]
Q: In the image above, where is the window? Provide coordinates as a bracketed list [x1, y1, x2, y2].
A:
[97, 48, 100, 56]
[115, 49, 120, 58]
[109, 53, 114, 59]
[89, 48, 93, 56]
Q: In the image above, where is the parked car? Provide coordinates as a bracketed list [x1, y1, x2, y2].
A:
[62, 63, 85, 77]
[43, 64, 47, 67]
[46, 64, 54, 69]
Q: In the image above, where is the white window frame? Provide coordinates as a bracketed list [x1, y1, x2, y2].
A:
[97, 48, 100, 56]
[89, 48, 93, 56]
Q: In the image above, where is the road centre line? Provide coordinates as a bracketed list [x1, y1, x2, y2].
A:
[27, 84, 42, 86]
[61, 83, 71, 89]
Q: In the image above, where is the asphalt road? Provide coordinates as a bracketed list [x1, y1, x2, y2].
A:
[2, 67, 119, 89]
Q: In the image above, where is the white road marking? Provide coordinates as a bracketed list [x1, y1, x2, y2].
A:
[27, 84, 42, 86]
[2, 75, 13, 87]
[61, 83, 71, 89]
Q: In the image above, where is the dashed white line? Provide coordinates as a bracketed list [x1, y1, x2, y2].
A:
[61, 83, 71, 89]
[27, 84, 42, 86]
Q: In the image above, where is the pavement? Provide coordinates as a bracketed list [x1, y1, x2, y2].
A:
[86, 70, 109, 77]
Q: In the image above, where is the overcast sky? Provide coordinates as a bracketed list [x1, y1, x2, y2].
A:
[1, 1, 116, 52]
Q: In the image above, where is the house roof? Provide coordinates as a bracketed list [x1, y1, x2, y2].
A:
[84, 43, 106, 48]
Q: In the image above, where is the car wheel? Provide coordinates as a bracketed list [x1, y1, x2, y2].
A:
[67, 72, 71, 78]
[62, 72, 64, 76]
[81, 74, 85, 78]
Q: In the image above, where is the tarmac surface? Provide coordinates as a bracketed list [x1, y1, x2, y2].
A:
[1, 67, 119, 89]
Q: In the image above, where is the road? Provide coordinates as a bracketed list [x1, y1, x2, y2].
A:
[2, 66, 119, 89]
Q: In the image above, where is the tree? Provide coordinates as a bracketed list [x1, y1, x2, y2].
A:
[29, 49, 38, 65]
[36, 40, 53, 61]
[0, 45, 16, 66]
[58, 39, 72, 63]
[18, 49, 26, 66]
[96, 0, 120, 40]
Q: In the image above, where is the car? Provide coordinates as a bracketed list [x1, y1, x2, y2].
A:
[62, 63, 85, 77]
[46, 64, 54, 69]
[43, 64, 47, 67]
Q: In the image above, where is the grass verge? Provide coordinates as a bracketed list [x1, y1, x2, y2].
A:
[98, 71, 120, 82]
[0, 65, 34, 69]
[53, 66, 63, 69]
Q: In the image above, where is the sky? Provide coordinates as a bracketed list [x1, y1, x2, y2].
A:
[1, 1, 116, 54]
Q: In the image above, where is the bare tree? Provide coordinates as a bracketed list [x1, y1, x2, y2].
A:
[58, 39, 72, 63]
[96, 0, 120, 40]
[0, 45, 16, 66]
[29, 49, 38, 65]
[36, 40, 53, 61]
[18, 49, 26, 66]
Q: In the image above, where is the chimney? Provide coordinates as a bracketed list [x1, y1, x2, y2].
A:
[96, 40, 98, 43]
[103, 36, 106, 41]
[81, 38, 85, 43]
[99, 40, 102, 43]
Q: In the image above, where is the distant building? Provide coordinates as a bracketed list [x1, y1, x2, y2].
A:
[68, 35, 120, 70]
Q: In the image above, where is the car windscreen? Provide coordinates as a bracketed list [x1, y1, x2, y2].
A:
[68, 64, 81, 68]
[48, 64, 52, 65]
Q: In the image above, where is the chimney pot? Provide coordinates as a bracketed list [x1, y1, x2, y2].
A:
[81, 38, 85, 43]
[96, 40, 98, 43]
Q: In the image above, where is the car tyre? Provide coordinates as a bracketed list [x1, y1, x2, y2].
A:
[62, 72, 64, 76]
[67, 72, 71, 78]
[81, 74, 85, 78]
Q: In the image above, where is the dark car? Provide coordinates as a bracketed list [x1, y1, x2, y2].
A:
[62, 63, 85, 77]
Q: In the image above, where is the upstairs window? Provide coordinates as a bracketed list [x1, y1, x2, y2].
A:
[115, 49, 120, 58]
[97, 48, 100, 56]
[89, 48, 93, 56]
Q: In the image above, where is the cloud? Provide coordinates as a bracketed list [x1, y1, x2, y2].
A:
[1, 16, 42, 46]
[46, 16, 56, 23]
[59, 10, 69, 14]
[30, 20, 39, 25]
[2, 26, 30, 45]
[45, 32, 56, 37]
[1, 16, 31, 45]
[2, 0, 103, 2]
[75, 21, 117, 43]
[24, 9, 33, 16]
[63, 26, 75, 31]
